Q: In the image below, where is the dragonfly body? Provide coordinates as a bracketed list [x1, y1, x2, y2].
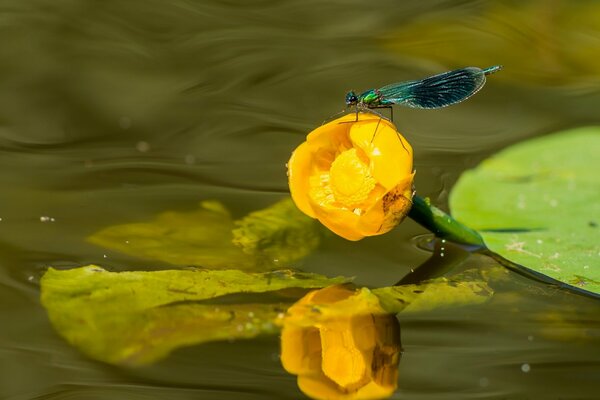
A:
[345, 65, 502, 112]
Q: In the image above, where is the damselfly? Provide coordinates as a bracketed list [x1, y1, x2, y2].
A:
[345, 65, 502, 120]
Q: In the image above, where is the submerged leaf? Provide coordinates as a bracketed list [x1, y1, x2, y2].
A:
[450, 127, 600, 296]
[40, 265, 349, 366]
[232, 198, 321, 265]
[88, 200, 255, 269]
[88, 198, 320, 270]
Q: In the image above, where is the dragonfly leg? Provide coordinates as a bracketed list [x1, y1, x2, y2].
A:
[378, 106, 393, 122]
[370, 118, 382, 143]
[323, 109, 348, 125]
[365, 106, 393, 122]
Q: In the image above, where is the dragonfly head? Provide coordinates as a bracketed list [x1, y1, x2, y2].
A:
[345, 91, 358, 107]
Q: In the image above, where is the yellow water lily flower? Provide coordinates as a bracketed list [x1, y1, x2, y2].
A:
[287, 113, 414, 241]
[280, 285, 401, 400]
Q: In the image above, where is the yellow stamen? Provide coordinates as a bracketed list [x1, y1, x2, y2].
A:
[329, 148, 376, 208]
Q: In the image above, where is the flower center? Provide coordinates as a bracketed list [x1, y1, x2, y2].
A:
[329, 148, 376, 208]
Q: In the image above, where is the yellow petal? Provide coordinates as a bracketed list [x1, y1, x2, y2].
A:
[320, 318, 370, 389]
[288, 142, 317, 218]
[349, 118, 413, 190]
[311, 205, 365, 241]
[297, 374, 346, 400]
[280, 325, 322, 375]
[357, 174, 414, 236]
[305, 117, 353, 155]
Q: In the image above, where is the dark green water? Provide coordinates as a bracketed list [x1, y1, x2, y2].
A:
[0, 1, 599, 399]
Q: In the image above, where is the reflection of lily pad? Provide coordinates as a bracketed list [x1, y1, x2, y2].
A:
[40, 265, 349, 366]
[384, 1, 600, 86]
[450, 127, 600, 296]
[232, 198, 321, 265]
[88, 201, 254, 269]
[373, 267, 498, 314]
[88, 199, 319, 270]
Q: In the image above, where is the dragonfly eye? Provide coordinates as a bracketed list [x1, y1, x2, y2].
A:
[345, 91, 358, 106]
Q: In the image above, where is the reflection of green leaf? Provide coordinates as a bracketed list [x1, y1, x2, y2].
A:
[383, 1, 600, 86]
[232, 198, 321, 265]
[40, 265, 349, 366]
[88, 200, 256, 269]
[450, 127, 600, 296]
[88, 198, 320, 270]
[373, 268, 498, 314]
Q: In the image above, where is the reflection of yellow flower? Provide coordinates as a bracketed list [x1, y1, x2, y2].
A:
[280, 285, 401, 400]
[287, 113, 414, 241]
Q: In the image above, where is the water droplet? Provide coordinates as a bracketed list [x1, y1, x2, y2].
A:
[103, 254, 108, 259]
[119, 117, 132, 129]
[40, 216, 54, 222]
[262, 322, 275, 331]
[184, 154, 196, 165]
[521, 363, 531, 373]
[136, 141, 150, 153]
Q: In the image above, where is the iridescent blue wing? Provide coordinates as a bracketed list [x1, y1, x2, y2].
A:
[377, 66, 499, 109]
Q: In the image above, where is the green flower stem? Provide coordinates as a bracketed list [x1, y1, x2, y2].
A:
[408, 195, 486, 247]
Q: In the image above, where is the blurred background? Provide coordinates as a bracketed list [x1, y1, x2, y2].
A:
[0, 0, 599, 399]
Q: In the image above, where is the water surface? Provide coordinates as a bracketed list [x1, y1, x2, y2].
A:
[1, 1, 599, 399]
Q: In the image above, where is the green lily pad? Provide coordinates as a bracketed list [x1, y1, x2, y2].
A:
[88, 199, 319, 270]
[232, 198, 321, 265]
[450, 127, 600, 296]
[40, 263, 500, 366]
[40, 265, 349, 366]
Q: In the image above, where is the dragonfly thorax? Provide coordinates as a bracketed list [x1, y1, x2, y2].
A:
[345, 89, 384, 108]
[358, 90, 382, 106]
